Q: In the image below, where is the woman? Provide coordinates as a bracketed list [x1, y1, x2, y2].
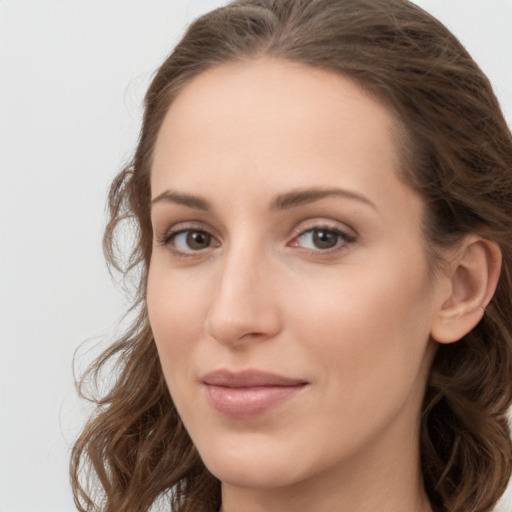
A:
[70, 1, 512, 511]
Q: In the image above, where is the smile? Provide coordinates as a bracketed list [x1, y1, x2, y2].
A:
[201, 369, 308, 419]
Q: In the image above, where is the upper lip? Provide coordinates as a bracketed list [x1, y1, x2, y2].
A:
[201, 369, 307, 388]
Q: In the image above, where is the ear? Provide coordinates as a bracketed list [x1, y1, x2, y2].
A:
[430, 236, 502, 344]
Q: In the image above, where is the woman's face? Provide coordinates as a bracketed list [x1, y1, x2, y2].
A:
[148, 60, 442, 494]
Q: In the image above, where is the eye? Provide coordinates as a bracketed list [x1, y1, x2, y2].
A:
[292, 226, 356, 252]
[164, 228, 220, 255]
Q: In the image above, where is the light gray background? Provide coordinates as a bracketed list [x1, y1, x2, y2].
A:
[1, 1, 511, 511]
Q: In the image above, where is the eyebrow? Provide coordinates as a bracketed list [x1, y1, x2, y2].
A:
[151, 190, 212, 211]
[151, 187, 377, 212]
[270, 187, 377, 211]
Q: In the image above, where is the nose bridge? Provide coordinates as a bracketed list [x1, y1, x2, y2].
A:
[205, 234, 280, 345]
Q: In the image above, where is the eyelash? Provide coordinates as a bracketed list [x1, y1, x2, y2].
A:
[158, 223, 356, 258]
[158, 225, 219, 258]
[290, 224, 357, 254]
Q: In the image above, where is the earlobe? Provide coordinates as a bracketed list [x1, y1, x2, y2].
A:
[430, 236, 502, 344]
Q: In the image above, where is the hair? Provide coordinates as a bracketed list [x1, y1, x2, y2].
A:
[70, 1, 512, 511]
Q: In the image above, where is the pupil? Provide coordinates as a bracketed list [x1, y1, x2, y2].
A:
[313, 230, 337, 249]
[187, 231, 210, 250]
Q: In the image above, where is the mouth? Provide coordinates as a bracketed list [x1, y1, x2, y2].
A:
[201, 369, 309, 419]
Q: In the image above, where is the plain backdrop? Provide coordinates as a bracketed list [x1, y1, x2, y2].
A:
[1, 1, 511, 511]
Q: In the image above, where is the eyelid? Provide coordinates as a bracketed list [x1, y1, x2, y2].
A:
[155, 222, 221, 260]
[290, 218, 357, 240]
[288, 219, 358, 253]
[155, 221, 217, 244]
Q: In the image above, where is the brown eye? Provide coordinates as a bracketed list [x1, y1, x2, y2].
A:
[312, 229, 339, 249]
[185, 231, 212, 250]
[293, 226, 355, 252]
[165, 229, 218, 254]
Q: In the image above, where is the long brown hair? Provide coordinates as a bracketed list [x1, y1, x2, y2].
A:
[70, 1, 512, 511]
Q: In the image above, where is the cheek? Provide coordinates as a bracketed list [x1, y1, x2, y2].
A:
[147, 260, 210, 384]
[291, 250, 435, 411]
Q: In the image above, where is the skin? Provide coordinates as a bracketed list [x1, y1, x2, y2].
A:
[147, 59, 446, 512]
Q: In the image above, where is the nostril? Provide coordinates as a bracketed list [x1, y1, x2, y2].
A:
[205, 313, 267, 346]
[204, 254, 282, 345]
[205, 298, 281, 346]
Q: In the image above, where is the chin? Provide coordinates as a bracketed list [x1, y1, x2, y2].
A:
[196, 434, 306, 490]
[208, 462, 299, 490]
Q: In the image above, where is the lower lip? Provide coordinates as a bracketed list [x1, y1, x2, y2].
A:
[204, 384, 306, 419]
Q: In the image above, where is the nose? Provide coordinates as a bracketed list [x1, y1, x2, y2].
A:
[205, 245, 282, 346]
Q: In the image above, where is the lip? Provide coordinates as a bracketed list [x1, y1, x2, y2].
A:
[202, 369, 308, 419]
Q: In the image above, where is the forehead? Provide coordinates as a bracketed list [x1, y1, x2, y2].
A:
[150, 58, 414, 215]
[153, 59, 398, 159]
